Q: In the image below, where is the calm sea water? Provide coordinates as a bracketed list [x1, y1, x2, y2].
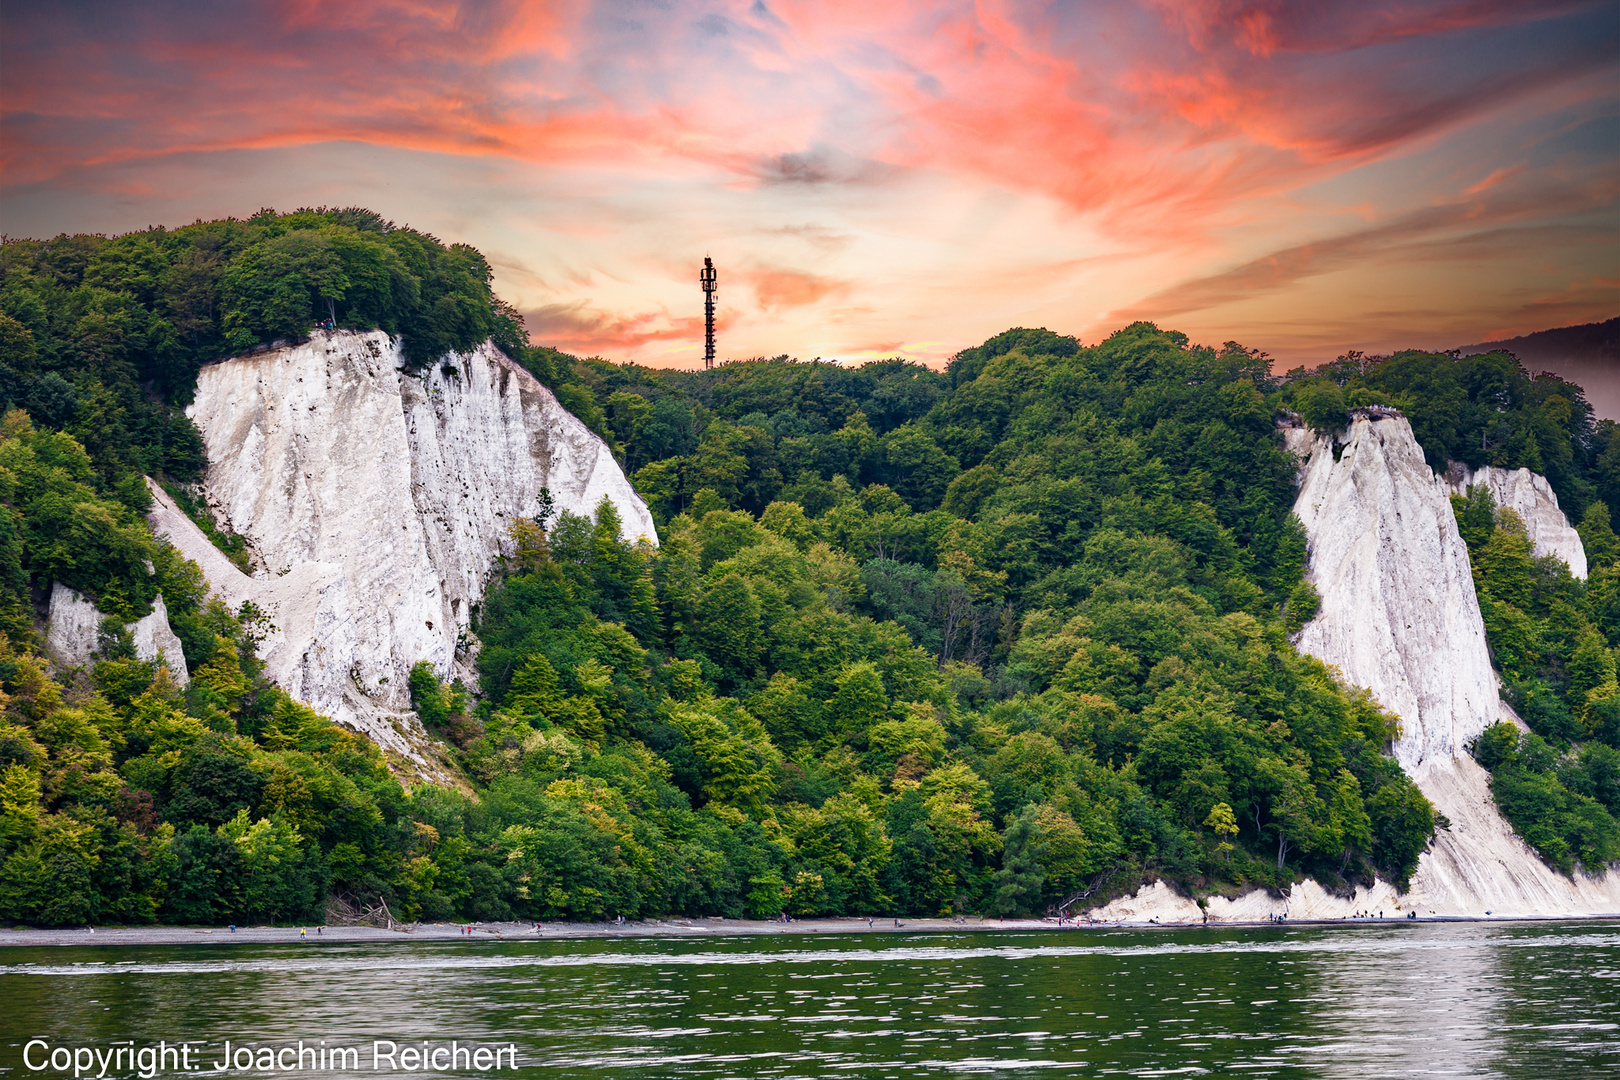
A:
[2, 922, 1616, 1078]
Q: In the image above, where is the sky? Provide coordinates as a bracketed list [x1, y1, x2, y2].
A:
[2, 1, 1617, 372]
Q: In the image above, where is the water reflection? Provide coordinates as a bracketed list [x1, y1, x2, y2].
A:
[1301, 924, 1505, 1078]
[1, 923, 1615, 1078]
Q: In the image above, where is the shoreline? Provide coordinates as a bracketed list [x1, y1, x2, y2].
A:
[4, 912, 1617, 948]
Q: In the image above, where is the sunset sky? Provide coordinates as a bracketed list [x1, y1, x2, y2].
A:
[2, 1, 1616, 369]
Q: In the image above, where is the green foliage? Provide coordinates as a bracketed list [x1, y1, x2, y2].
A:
[0, 594, 401, 924]
[1296, 348, 1599, 518]
[1579, 501, 1619, 574]
[992, 804, 1047, 915]
[1453, 464, 1620, 875]
[1204, 801, 1238, 860]
[1474, 724, 1620, 874]
[0, 411, 161, 630]
[408, 661, 465, 731]
[1448, 484, 1613, 748]
[0, 209, 525, 491]
[43, 287, 1620, 921]
[1282, 581, 1320, 635]
[442, 321, 1451, 915]
[1292, 381, 1347, 435]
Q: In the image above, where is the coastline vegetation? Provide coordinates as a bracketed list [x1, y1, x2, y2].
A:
[1456, 491, 1620, 872]
[0, 212, 1614, 925]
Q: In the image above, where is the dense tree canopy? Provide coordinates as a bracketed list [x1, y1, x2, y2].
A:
[1280, 348, 1604, 521]
[1, 213, 1615, 924]
[0, 209, 527, 625]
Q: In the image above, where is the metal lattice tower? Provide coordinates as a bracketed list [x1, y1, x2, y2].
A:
[700, 256, 717, 369]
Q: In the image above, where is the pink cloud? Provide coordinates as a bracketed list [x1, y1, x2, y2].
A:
[746, 266, 851, 311]
[2, 1, 1614, 362]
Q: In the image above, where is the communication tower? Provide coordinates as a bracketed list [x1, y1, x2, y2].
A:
[700, 257, 717, 369]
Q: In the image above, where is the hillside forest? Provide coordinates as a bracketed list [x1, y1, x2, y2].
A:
[0, 209, 1616, 926]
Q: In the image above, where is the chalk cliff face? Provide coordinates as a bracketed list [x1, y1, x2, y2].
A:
[1446, 462, 1587, 578]
[1286, 416, 1620, 916]
[149, 330, 655, 773]
[44, 582, 189, 685]
[1287, 416, 1497, 768]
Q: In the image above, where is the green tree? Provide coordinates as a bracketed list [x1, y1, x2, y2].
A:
[408, 661, 451, 726]
[667, 698, 781, 813]
[1293, 381, 1347, 435]
[1203, 801, 1238, 862]
[1578, 501, 1618, 571]
[694, 574, 764, 680]
[219, 230, 349, 351]
[825, 662, 888, 743]
[993, 805, 1047, 915]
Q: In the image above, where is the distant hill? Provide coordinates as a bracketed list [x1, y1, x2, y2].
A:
[1457, 318, 1620, 421]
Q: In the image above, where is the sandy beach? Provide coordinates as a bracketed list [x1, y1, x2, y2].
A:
[0, 916, 1070, 948]
[5, 909, 1609, 948]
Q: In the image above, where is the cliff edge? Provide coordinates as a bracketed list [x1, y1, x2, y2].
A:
[1287, 415, 1497, 768]
[147, 330, 656, 776]
[1286, 414, 1619, 915]
[1445, 462, 1587, 578]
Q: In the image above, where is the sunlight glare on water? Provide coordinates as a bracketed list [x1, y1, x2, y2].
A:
[2, 922, 1616, 1078]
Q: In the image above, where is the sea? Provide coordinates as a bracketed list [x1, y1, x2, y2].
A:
[2, 921, 1616, 1077]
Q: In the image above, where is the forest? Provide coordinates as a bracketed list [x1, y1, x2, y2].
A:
[0, 209, 1616, 925]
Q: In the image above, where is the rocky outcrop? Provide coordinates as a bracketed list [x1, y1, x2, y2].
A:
[1087, 416, 1620, 922]
[1286, 417, 1497, 767]
[1285, 415, 1620, 916]
[147, 330, 655, 774]
[399, 338, 657, 621]
[1446, 462, 1587, 578]
[44, 582, 189, 685]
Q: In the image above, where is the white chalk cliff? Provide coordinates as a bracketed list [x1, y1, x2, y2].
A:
[43, 582, 190, 685]
[1288, 416, 1497, 767]
[1094, 415, 1616, 923]
[1286, 414, 1619, 916]
[145, 330, 655, 773]
[1446, 462, 1587, 578]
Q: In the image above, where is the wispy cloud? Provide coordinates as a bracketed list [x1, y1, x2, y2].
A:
[2, 0, 1615, 365]
[1119, 174, 1620, 321]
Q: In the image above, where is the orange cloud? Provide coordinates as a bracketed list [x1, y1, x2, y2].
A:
[747, 267, 850, 311]
[523, 301, 715, 357]
[1, 1, 1614, 367]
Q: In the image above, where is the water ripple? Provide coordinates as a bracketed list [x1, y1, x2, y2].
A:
[2, 922, 1615, 1078]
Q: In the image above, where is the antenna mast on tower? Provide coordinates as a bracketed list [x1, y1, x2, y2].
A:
[700, 256, 717, 369]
